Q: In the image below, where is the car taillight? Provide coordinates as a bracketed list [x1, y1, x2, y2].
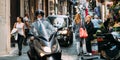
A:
[97, 37, 103, 42]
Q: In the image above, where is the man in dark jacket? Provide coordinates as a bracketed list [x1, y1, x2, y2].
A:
[85, 15, 94, 55]
[30, 9, 56, 38]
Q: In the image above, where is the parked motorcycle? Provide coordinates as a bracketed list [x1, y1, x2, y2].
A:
[27, 21, 62, 60]
[96, 27, 120, 60]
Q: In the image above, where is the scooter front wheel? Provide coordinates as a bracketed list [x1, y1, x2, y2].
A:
[100, 50, 110, 59]
[27, 51, 36, 60]
[46, 52, 62, 60]
[27, 50, 42, 60]
[46, 56, 61, 60]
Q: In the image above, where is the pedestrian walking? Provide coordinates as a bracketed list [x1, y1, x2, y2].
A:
[85, 15, 94, 55]
[74, 13, 83, 56]
[13, 16, 25, 56]
[23, 13, 30, 45]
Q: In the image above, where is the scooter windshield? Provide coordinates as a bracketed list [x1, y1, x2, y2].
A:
[32, 20, 52, 41]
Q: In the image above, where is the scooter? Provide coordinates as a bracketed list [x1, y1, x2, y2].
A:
[96, 31, 120, 60]
[27, 21, 62, 60]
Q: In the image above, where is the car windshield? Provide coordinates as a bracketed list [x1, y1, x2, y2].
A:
[47, 17, 67, 28]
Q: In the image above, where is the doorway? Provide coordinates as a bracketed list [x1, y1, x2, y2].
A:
[10, 0, 20, 47]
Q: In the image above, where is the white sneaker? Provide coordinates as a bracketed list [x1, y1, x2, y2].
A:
[88, 53, 92, 55]
[84, 53, 92, 56]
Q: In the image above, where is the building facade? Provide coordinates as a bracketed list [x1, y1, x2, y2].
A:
[0, 0, 10, 55]
[0, 0, 38, 55]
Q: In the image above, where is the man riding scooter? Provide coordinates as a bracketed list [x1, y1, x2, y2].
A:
[30, 9, 56, 36]
[27, 9, 61, 60]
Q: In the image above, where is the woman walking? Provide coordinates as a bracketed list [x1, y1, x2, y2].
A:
[74, 13, 83, 56]
[13, 16, 25, 56]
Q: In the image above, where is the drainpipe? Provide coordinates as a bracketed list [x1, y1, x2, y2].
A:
[55, 0, 58, 15]
[102, 4, 105, 22]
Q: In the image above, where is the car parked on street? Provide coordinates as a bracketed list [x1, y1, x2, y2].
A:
[46, 15, 73, 47]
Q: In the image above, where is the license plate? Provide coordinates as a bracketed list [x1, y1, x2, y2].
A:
[97, 37, 103, 42]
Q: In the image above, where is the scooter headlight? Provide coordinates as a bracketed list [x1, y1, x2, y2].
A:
[43, 47, 51, 53]
[40, 47, 52, 57]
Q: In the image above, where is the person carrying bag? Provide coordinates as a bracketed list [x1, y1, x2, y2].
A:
[84, 15, 94, 55]
[11, 24, 18, 40]
[11, 17, 25, 56]
[74, 13, 88, 56]
[79, 16, 88, 55]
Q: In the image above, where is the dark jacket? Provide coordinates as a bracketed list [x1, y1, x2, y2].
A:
[104, 18, 110, 31]
[85, 21, 94, 40]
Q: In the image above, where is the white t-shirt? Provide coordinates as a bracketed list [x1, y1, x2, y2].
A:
[16, 22, 24, 36]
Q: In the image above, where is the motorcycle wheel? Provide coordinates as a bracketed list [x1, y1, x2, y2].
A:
[27, 50, 42, 60]
[44, 52, 61, 60]
[69, 32, 73, 45]
[61, 40, 71, 47]
[27, 51, 36, 60]
[100, 50, 110, 60]
[64, 33, 73, 47]
[46, 56, 61, 60]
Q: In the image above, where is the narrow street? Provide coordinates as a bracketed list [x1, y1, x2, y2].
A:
[0, 0, 120, 60]
[0, 33, 104, 60]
